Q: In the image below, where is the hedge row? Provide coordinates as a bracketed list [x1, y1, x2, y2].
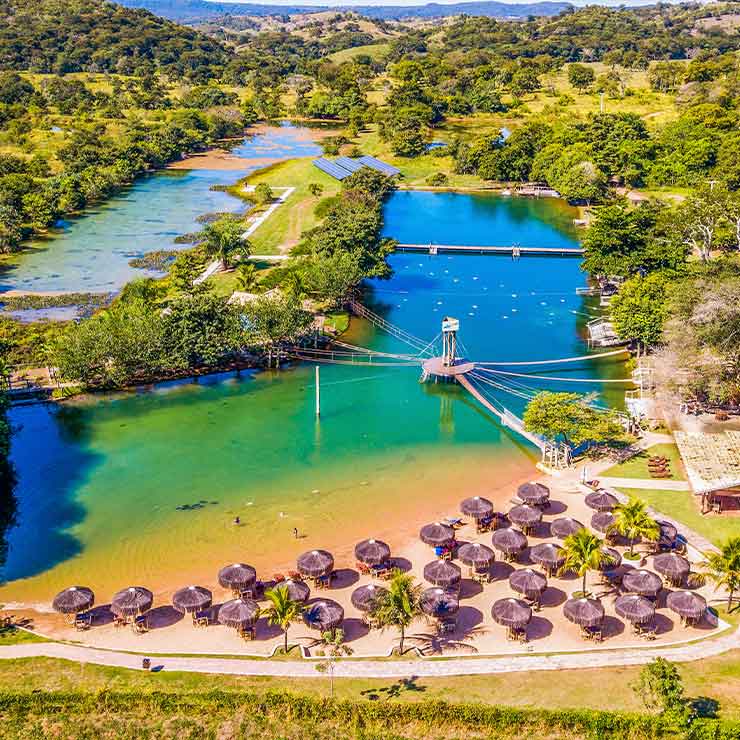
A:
[2, 690, 739, 738]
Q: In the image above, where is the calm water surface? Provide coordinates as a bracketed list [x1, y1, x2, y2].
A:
[2, 191, 624, 604]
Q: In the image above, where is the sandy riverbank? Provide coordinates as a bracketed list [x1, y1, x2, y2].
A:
[7, 471, 724, 660]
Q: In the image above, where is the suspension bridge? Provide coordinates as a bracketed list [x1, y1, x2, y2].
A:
[290, 300, 633, 468]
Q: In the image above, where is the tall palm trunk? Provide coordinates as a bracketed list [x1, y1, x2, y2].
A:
[582, 570, 587, 595]
[284, 626, 289, 653]
[399, 624, 405, 655]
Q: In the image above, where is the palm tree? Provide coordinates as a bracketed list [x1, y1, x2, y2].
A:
[703, 537, 740, 610]
[559, 528, 611, 596]
[370, 570, 422, 655]
[264, 585, 303, 653]
[236, 262, 258, 292]
[201, 215, 251, 270]
[610, 498, 659, 557]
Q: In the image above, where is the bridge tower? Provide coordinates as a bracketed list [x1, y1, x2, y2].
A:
[442, 317, 459, 367]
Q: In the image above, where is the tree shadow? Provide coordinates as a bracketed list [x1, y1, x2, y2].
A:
[360, 676, 427, 701]
[147, 605, 183, 629]
[691, 696, 720, 719]
[408, 612, 486, 656]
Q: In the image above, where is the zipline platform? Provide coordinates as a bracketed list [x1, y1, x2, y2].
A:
[395, 244, 584, 256]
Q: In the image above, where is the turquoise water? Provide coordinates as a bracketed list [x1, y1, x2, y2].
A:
[381, 190, 579, 247]
[3, 192, 624, 601]
[0, 124, 322, 297]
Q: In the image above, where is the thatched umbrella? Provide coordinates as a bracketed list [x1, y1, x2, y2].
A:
[491, 527, 527, 556]
[564, 597, 605, 628]
[420, 522, 454, 547]
[508, 504, 543, 530]
[585, 490, 618, 512]
[491, 597, 532, 628]
[303, 599, 344, 632]
[653, 553, 690, 584]
[111, 587, 153, 618]
[218, 563, 257, 592]
[598, 547, 622, 571]
[622, 569, 663, 598]
[297, 550, 334, 578]
[657, 520, 678, 547]
[591, 511, 615, 534]
[351, 584, 388, 612]
[509, 568, 547, 601]
[52, 586, 94, 615]
[421, 587, 459, 617]
[271, 578, 311, 603]
[615, 594, 655, 624]
[550, 517, 585, 539]
[460, 496, 494, 519]
[666, 590, 707, 622]
[530, 543, 565, 572]
[517, 482, 550, 507]
[354, 539, 391, 566]
[423, 560, 462, 588]
[457, 542, 495, 568]
[172, 585, 212, 615]
[218, 598, 260, 629]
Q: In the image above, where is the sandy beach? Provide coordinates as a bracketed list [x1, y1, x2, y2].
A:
[12, 472, 725, 660]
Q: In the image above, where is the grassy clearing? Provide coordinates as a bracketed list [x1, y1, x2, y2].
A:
[617, 486, 740, 548]
[602, 443, 685, 481]
[328, 42, 391, 63]
[0, 626, 48, 645]
[242, 159, 341, 254]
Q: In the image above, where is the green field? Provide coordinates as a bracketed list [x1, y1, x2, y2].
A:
[328, 42, 391, 63]
[618, 487, 740, 549]
[602, 444, 686, 481]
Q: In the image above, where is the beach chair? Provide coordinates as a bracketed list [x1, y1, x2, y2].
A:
[74, 612, 92, 631]
[438, 618, 456, 635]
[133, 615, 148, 634]
[193, 610, 210, 627]
[585, 626, 603, 642]
[356, 561, 371, 576]
[113, 615, 127, 629]
[239, 626, 255, 641]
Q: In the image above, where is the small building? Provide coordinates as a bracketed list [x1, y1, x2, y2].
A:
[586, 317, 622, 347]
[675, 431, 740, 513]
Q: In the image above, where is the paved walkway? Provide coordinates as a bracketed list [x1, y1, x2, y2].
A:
[599, 477, 691, 491]
[0, 627, 737, 677]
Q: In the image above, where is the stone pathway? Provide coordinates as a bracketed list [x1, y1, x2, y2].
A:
[0, 627, 737, 678]
[599, 477, 691, 491]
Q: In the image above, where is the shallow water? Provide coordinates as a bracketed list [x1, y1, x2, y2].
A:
[3, 192, 625, 602]
[0, 124, 322, 296]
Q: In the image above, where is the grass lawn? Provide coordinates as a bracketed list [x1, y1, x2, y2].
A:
[328, 42, 391, 63]
[0, 626, 48, 645]
[242, 158, 341, 254]
[602, 443, 685, 481]
[617, 487, 740, 548]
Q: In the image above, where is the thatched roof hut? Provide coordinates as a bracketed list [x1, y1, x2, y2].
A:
[530, 543, 565, 571]
[172, 586, 212, 615]
[615, 594, 655, 624]
[457, 542, 495, 568]
[297, 550, 334, 578]
[622, 569, 663, 598]
[52, 587, 94, 615]
[653, 553, 690, 584]
[423, 560, 462, 588]
[303, 599, 344, 632]
[508, 504, 543, 529]
[491, 527, 527, 555]
[218, 598, 260, 629]
[517, 482, 550, 507]
[421, 587, 459, 618]
[420, 522, 455, 547]
[666, 590, 707, 621]
[350, 584, 388, 612]
[585, 490, 618, 512]
[218, 563, 257, 592]
[509, 568, 547, 600]
[598, 547, 622, 571]
[591, 511, 615, 533]
[550, 517, 585, 539]
[354, 539, 391, 566]
[270, 578, 311, 603]
[564, 597, 605, 628]
[460, 496, 494, 519]
[111, 587, 153, 617]
[491, 598, 532, 628]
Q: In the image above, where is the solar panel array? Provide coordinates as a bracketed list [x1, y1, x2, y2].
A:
[312, 156, 402, 181]
[356, 155, 401, 177]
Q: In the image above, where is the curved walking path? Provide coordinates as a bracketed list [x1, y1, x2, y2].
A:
[1, 627, 737, 678]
